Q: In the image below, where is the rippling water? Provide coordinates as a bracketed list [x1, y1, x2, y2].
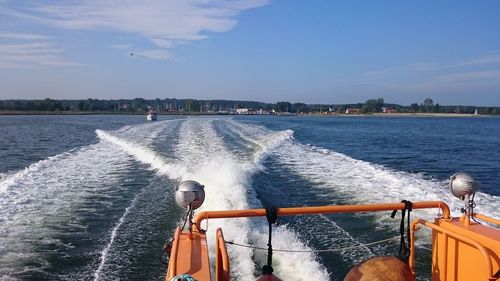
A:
[0, 115, 499, 281]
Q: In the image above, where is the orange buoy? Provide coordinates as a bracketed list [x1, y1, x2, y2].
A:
[256, 274, 283, 281]
[344, 256, 413, 281]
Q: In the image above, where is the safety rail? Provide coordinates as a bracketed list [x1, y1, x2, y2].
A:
[409, 219, 496, 281]
[192, 201, 450, 281]
[215, 228, 230, 281]
[192, 201, 450, 231]
[473, 213, 500, 226]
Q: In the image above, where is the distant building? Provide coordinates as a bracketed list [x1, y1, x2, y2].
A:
[382, 107, 397, 113]
[236, 108, 249, 114]
[345, 108, 360, 114]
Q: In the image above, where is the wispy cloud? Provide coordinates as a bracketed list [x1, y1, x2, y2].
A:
[0, 32, 83, 68]
[3, 0, 269, 60]
[412, 70, 500, 91]
[110, 45, 171, 60]
[0, 32, 51, 40]
[456, 54, 500, 67]
[328, 52, 500, 101]
[389, 70, 500, 103]
[434, 70, 500, 83]
[133, 49, 171, 60]
[362, 53, 500, 80]
[110, 44, 132, 50]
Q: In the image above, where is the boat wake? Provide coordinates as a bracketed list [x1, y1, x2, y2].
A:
[1, 117, 498, 281]
[272, 141, 500, 220]
[92, 118, 329, 280]
[0, 142, 134, 280]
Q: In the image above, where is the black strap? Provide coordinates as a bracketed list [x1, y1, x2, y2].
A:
[493, 269, 500, 279]
[391, 200, 412, 262]
[262, 206, 278, 275]
[266, 205, 278, 224]
[160, 239, 173, 264]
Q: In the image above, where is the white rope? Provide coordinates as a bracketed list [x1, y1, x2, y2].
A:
[225, 236, 399, 253]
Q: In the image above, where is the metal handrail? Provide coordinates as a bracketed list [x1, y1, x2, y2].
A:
[473, 213, 500, 226]
[192, 201, 451, 231]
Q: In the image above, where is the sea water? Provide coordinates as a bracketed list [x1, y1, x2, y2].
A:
[0, 115, 499, 280]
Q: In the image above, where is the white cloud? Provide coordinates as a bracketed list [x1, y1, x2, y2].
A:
[3, 0, 269, 59]
[110, 44, 133, 50]
[435, 70, 500, 82]
[133, 49, 171, 60]
[362, 53, 500, 80]
[150, 38, 174, 48]
[0, 32, 83, 68]
[456, 53, 500, 67]
[0, 32, 51, 40]
[384, 70, 500, 96]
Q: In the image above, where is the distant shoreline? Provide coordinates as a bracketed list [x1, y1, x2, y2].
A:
[0, 111, 493, 117]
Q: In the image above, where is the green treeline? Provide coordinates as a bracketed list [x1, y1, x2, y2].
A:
[0, 97, 499, 115]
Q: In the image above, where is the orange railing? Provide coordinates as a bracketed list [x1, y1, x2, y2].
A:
[193, 201, 451, 231]
[193, 201, 450, 280]
[473, 213, 500, 226]
[215, 228, 230, 281]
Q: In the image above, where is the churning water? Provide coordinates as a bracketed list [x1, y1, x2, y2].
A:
[0, 115, 499, 280]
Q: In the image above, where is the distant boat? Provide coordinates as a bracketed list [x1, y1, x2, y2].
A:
[474, 109, 479, 115]
[146, 110, 157, 121]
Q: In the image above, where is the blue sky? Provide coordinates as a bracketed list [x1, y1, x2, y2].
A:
[1, 0, 499, 106]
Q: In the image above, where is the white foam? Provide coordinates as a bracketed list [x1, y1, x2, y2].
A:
[174, 118, 255, 280]
[222, 119, 294, 170]
[0, 153, 68, 195]
[93, 184, 145, 281]
[3, 117, 496, 280]
[250, 225, 331, 280]
[273, 141, 500, 221]
[0, 142, 132, 276]
[316, 214, 374, 263]
[96, 129, 186, 179]
[219, 120, 500, 271]
[172, 118, 329, 280]
[3, 118, 308, 279]
[113, 119, 179, 144]
[0, 275, 21, 281]
[219, 120, 384, 262]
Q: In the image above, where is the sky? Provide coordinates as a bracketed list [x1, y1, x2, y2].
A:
[0, 0, 499, 106]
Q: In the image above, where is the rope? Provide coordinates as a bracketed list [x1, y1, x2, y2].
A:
[263, 205, 278, 275]
[224, 236, 399, 253]
[265, 205, 278, 224]
[160, 239, 173, 264]
[469, 193, 482, 225]
[391, 200, 412, 261]
[181, 205, 192, 231]
[160, 205, 193, 264]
